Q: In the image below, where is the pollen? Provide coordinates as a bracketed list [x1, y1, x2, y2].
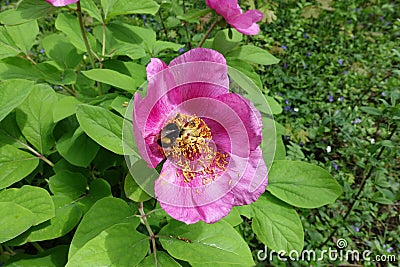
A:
[160, 113, 229, 184]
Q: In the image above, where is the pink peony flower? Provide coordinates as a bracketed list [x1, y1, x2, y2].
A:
[133, 48, 268, 224]
[206, 0, 263, 35]
[45, 0, 78, 6]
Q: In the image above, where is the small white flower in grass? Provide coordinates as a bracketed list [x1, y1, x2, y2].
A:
[326, 146, 332, 153]
[370, 138, 375, 144]
[293, 107, 299, 112]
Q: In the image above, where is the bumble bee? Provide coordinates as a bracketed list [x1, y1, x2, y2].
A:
[156, 122, 181, 148]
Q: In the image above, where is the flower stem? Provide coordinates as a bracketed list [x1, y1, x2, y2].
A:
[32, 242, 45, 253]
[182, 0, 192, 49]
[76, 1, 96, 69]
[198, 17, 220, 48]
[4, 246, 15, 256]
[158, 10, 168, 38]
[138, 202, 158, 267]
[16, 139, 54, 167]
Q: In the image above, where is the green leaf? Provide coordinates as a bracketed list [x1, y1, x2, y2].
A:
[112, 42, 147, 60]
[16, 0, 58, 22]
[227, 45, 280, 65]
[252, 194, 304, 253]
[42, 33, 83, 69]
[0, 27, 20, 59]
[0, 185, 55, 225]
[4, 245, 68, 267]
[267, 160, 343, 208]
[82, 69, 136, 92]
[265, 96, 283, 114]
[110, 96, 130, 116]
[55, 13, 97, 52]
[223, 207, 243, 227]
[77, 179, 112, 213]
[0, 57, 39, 80]
[66, 223, 149, 267]
[29, 196, 83, 242]
[152, 41, 183, 56]
[261, 117, 277, 169]
[227, 65, 268, 113]
[0, 112, 26, 148]
[107, 23, 156, 53]
[0, 144, 39, 189]
[0, 9, 32, 26]
[107, 23, 143, 45]
[49, 170, 88, 198]
[360, 106, 383, 116]
[104, 60, 146, 89]
[275, 135, 286, 160]
[35, 63, 77, 85]
[56, 127, 100, 167]
[0, 202, 35, 243]
[69, 197, 139, 258]
[0, 79, 34, 122]
[53, 96, 81, 122]
[212, 29, 242, 55]
[126, 159, 158, 198]
[159, 220, 254, 266]
[139, 252, 182, 267]
[16, 84, 58, 154]
[102, 0, 160, 21]
[124, 173, 152, 202]
[227, 58, 263, 90]
[235, 205, 254, 219]
[76, 104, 136, 155]
[5, 20, 38, 55]
[177, 8, 212, 23]
[81, 0, 103, 22]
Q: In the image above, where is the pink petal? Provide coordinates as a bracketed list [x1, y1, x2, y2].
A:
[214, 93, 263, 152]
[228, 10, 263, 35]
[230, 147, 268, 205]
[45, 0, 78, 6]
[206, 0, 241, 18]
[146, 58, 168, 80]
[155, 161, 234, 224]
[170, 48, 227, 66]
[133, 94, 165, 167]
[159, 192, 234, 224]
[169, 48, 229, 89]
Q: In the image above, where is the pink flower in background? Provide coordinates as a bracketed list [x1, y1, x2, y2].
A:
[45, 0, 78, 6]
[206, 0, 263, 35]
[133, 48, 268, 224]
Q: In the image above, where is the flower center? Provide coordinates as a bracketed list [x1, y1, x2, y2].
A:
[158, 113, 229, 183]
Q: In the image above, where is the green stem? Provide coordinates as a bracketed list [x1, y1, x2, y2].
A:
[4, 246, 15, 256]
[138, 202, 158, 267]
[198, 17, 220, 48]
[16, 139, 54, 167]
[182, 0, 192, 49]
[76, 1, 96, 69]
[32, 242, 45, 253]
[158, 10, 168, 38]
